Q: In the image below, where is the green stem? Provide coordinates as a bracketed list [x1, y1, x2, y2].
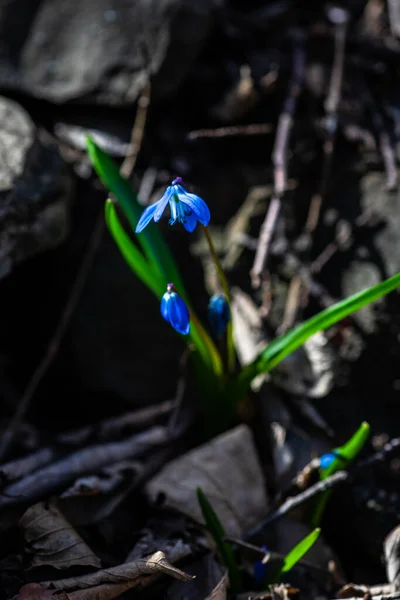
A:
[201, 226, 235, 373]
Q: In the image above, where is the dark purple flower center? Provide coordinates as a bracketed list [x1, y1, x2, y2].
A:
[171, 176, 183, 185]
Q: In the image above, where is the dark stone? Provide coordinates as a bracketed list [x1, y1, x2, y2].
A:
[0, 0, 218, 106]
[0, 96, 73, 278]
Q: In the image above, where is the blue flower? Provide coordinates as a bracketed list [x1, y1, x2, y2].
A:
[208, 294, 231, 336]
[135, 177, 210, 233]
[161, 283, 190, 335]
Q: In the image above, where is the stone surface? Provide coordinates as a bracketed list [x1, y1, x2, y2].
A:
[0, 0, 217, 106]
[0, 96, 72, 278]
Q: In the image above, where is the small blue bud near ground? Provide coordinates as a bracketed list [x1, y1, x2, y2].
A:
[253, 545, 270, 583]
[208, 294, 231, 336]
[319, 452, 336, 470]
[160, 283, 190, 335]
[135, 176, 211, 233]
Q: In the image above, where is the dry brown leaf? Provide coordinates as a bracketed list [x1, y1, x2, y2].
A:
[205, 570, 228, 600]
[41, 551, 193, 590]
[146, 425, 268, 537]
[19, 501, 101, 570]
[17, 583, 63, 600]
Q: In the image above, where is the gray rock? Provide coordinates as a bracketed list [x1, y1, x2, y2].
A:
[0, 0, 217, 105]
[0, 97, 73, 278]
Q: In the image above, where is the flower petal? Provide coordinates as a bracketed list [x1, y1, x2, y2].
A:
[182, 210, 198, 232]
[135, 202, 159, 233]
[160, 291, 190, 335]
[177, 189, 210, 226]
[153, 187, 173, 222]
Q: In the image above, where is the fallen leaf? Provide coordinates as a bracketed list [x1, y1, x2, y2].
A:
[17, 583, 63, 600]
[166, 554, 226, 600]
[146, 425, 268, 537]
[205, 569, 227, 600]
[41, 551, 193, 590]
[19, 501, 101, 570]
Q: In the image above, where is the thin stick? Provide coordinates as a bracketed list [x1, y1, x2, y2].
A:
[246, 436, 400, 537]
[280, 11, 348, 332]
[0, 81, 152, 462]
[251, 34, 305, 288]
[187, 123, 273, 140]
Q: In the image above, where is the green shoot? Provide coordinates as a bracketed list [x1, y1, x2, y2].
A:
[311, 422, 370, 525]
[196, 487, 243, 593]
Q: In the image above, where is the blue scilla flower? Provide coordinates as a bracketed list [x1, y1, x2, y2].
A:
[208, 294, 231, 336]
[135, 177, 211, 233]
[161, 283, 190, 335]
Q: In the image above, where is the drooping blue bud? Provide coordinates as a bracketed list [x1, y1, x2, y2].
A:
[160, 283, 190, 335]
[319, 452, 336, 470]
[208, 294, 231, 336]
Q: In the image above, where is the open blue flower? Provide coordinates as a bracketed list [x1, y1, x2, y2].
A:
[208, 294, 231, 336]
[135, 177, 210, 233]
[161, 283, 190, 335]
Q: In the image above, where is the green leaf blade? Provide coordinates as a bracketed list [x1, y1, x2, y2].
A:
[241, 271, 400, 386]
[196, 487, 243, 593]
[281, 528, 321, 573]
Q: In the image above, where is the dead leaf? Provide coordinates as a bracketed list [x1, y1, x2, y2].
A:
[41, 551, 193, 590]
[146, 425, 268, 537]
[17, 583, 62, 600]
[205, 570, 227, 600]
[166, 554, 226, 600]
[19, 501, 101, 570]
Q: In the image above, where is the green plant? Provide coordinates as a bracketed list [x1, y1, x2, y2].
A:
[87, 138, 400, 432]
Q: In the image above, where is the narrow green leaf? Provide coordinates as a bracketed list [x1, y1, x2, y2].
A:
[281, 528, 321, 573]
[196, 487, 243, 593]
[240, 271, 400, 388]
[105, 200, 165, 296]
[322, 421, 370, 480]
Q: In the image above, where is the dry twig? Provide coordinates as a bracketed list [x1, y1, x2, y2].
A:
[251, 33, 306, 288]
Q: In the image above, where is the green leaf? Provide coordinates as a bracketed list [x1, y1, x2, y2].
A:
[312, 422, 370, 526]
[322, 421, 370, 480]
[105, 200, 165, 296]
[239, 271, 400, 390]
[281, 528, 320, 573]
[196, 487, 243, 593]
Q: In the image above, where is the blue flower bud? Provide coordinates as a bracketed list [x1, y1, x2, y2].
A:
[208, 294, 230, 336]
[319, 452, 336, 470]
[160, 284, 190, 335]
[253, 545, 270, 583]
